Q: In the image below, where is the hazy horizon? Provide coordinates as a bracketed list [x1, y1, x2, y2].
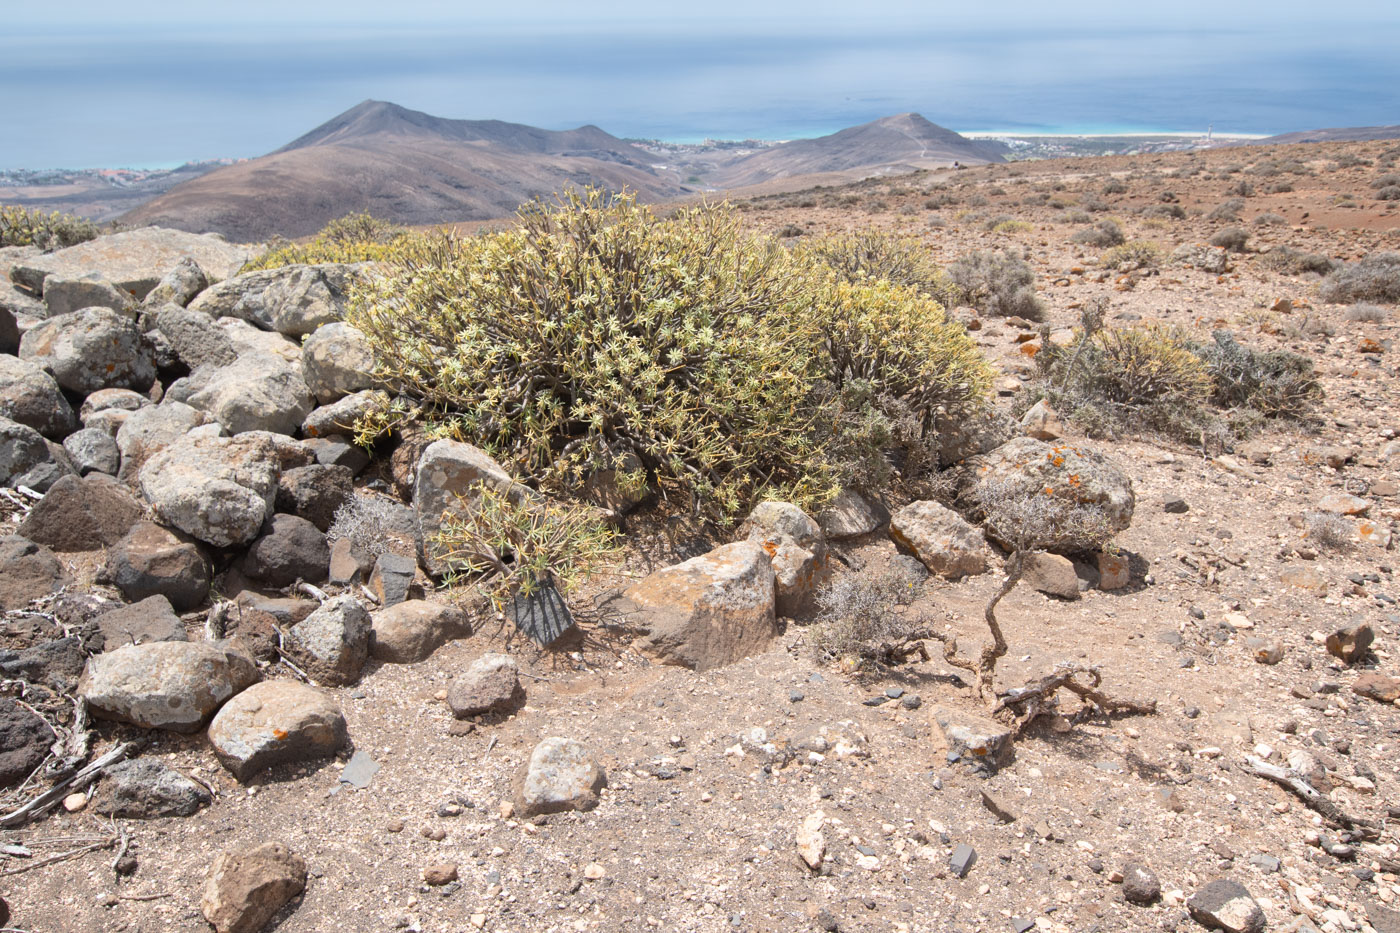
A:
[4, 3, 1399, 170]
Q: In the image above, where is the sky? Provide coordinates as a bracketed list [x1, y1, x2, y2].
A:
[3, 2, 1398, 169]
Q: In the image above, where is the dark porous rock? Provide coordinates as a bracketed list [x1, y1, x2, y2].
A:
[92, 758, 211, 818]
[1187, 879, 1265, 933]
[1122, 863, 1161, 904]
[94, 595, 187, 648]
[1326, 622, 1374, 664]
[19, 473, 144, 552]
[0, 415, 75, 492]
[0, 698, 54, 786]
[241, 514, 329, 587]
[200, 841, 307, 933]
[0, 535, 71, 611]
[101, 522, 211, 612]
[1164, 496, 1190, 514]
[0, 637, 87, 692]
[275, 464, 353, 532]
[0, 355, 77, 439]
[369, 552, 418, 608]
[62, 428, 121, 476]
[301, 436, 370, 475]
[447, 653, 524, 718]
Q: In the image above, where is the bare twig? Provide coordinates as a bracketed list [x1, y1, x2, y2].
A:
[1244, 755, 1379, 836]
[297, 581, 329, 603]
[0, 837, 116, 876]
[0, 742, 138, 829]
[111, 827, 129, 872]
[996, 664, 1157, 733]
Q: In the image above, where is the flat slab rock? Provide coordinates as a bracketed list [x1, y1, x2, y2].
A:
[92, 758, 211, 818]
[1187, 878, 1265, 933]
[80, 641, 259, 733]
[13, 227, 251, 301]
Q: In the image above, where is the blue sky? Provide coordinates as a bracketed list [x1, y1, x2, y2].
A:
[4, 2, 1398, 168]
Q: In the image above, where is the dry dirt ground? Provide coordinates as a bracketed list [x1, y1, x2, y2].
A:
[8, 139, 1400, 933]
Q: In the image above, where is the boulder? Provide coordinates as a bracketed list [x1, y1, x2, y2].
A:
[0, 305, 18, 355]
[0, 416, 75, 492]
[1021, 551, 1081, 600]
[1171, 243, 1231, 274]
[447, 653, 523, 717]
[0, 636, 86, 693]
[62, 428, 120, 475]
[369, 553, 417, 607]
[623, 541, 777, 671]
[19, 306, 156, 394]
[1019, 399, 1063, 441]
[42, 273, 135, 318]
[287, 595, 371, 686]
[92, 758, 210, 818]
[151, 303, 238, 370]
[81, 387, 151, 423]
[0, 355, 76, 438]
[370, 600, 470, 664]
[738, 500, 829, 617]
[962, 437, 1135, 552]
[115, 401, 213, 481]
[413, 439, 520, 577]
[190, 263, 365, 337]
[933, 706, 1012, 765]
[1326, 622, 1374, 664]
[141, 256, 208, 308]
[515, 737, 606, 817]
[18, 473, 144, 551]
[300, 322, 375, 403]
[180, 354, 315, 437]
[301, 390, 386, 440]
[302, 436, 370, 474]
[0, 535, 70, 610]
[94, 595, 187, 648]
[275, 464, 353, 532]
[100, 521, 211, 612]
[1122, 863, 1161, 905]
[12, 227, 250, 300]
[207, 680, 347, 781]
[139, 433, 281, 547]
[241, 514, 329, 587]
[889, 500, 991, 579]
[1186, 879, 1265, 933]
[0, 698, 54, 787]
[80, 641, 259, 732]
[816, 489, 889, 540]
[201, 842, 307, 933]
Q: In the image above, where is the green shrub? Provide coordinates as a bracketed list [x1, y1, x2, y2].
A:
[243, 211, 410, 271]
[801, 230, 955, 304]
[0, 204, 100, 250]
[1318, 252, 1400, 303]
[1072, 219, 1124, 248]
[1100, 241, 1163, 271]
[947, 249, 1045, 320]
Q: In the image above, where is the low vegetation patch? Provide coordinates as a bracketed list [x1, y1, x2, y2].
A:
[1319, 252, 1400, 304]
[0, 204, 101, 250]
[947, 248, 1045, 320]
[243, 211, 410, 271]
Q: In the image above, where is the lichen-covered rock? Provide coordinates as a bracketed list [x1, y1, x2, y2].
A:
[287, 595, 371, 686]
[62, 428, 120, 475]
[370, 600, 470, 664]
[19, 306, 156, 394]
[42, 273, 135, 318]
[115, 400, 212, 480]
[80, 641, 258, 732]
[1172, 243, 1231, 274]
[190, 262, 365, 337]
[207, 680, 347, 781]
[816, 489, 889, 539]
[300, 322, 375, 403]
[139, 433, 280, 547]
[92, 758, 210, 817]
[0, 354, 76, 438]
[622, 541, 777, 671]
[515, 737, 606, 817]
[151, 303, 238, 370]
[889, 500, 990, 579]
[94, 595, 187, 647]
[100, 521, 211, 612]
[141, 256, 208, 308]
[180, 354, 315, 437]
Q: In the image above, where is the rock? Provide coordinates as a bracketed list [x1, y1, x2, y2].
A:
[139, 433, 280, 547]
[100, 521, 211, 611]
[1022, 551, 1081, 600]
[302, 436, 370, 474]
[0, 636, 86, 692]
[796, 812, 826, 871]
[82, 386, 151, 422]
[142, 257, 208, 308]
[422, 863, 459, 886]
[94, 596, 187, 647]
[0, 698, 55, 787]
[933, 706, 1011, 764]
[963, 437, 1135, 552]
[151, 303, 238, 370]
[623, 541, 776, 671]
[275, 464, 353, 532]
[949, 843, 977, 878]
[1353, 672, 1400, 702]
[1186, 879, 1265, 933]
[181, 354, 315, 436]
[1123, 863, 1161, 904]
[0, 416, 74, 492]
[1171, 243, 1231, 274]
[300, 322, 375, 403]
[242, 514, 329, 587]
[19, 306, 155, 394]
[1245, 637, 1284, 665]
[62, 428, 120, 475]
[91, 758, 210, 818]
[80, 641, 259, 732]
[13, 227, 250, 301]
[0, 305, 18, 355]
[739, 500, 829, 617]
[200, 841, 307, 933]
[114, 400, 211, 480]
[18, 473, 144, 551]
[190, 263, 365, 337]
[207, 680, 347, 781]
[287, 595, 371, 686]
[447, 653, 523, 717]
[0, 355, 76, 438]
[0, 535, 70, 610]
[515, 737, 606, 817]
[816, 488, 889, 539]
[1326, 622, 1374, 663]
[42, 273, 135, 318]
[1020, 399, 1063, 440]
[327, 538, 361, 586]
[980, 789, 1018, 823]
[413, 439, 519, 577]
[371, 600, 470, 664]
[889, 500, 990, 579]
[1317, 493, 1370, 516]
[301, 390, 385, 439]
[1280, 565, 1327, 594]
[369, 553, 417, 607]
[1097, 550, 1131, 589]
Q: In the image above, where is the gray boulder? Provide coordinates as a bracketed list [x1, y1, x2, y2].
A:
[92, 758, 210, 817]
[19, 306, 156, 394]
[63, 428, 120, 475]
[207, 680, 347, 781]
[94, 595, 187, 648]
[370, 600, 470, 664]
[80, 641, 259, 732]
[80, 387, 152, 436]
[151, 303, 238, 370]
[889, 500, 991, 579]
[241, 514, 329, 587]
[189, 262, 365, 337]
[0, 355, 76, 438]
[300, 322, 375, 403]
[18, 473, 144, 551]
[0, 416, 74, 492]
[413, 439, 520, 577]
[0, 535, 70, 612]
[100, 522, 212, 612]
[181, 354, 314, 437]
[447, 653, 523, 717]
[141, 256, 208, 308]
[139, 433, 281, 547]
[515, 737, 606, 817]
[115, 401, 212, 480]
[816, 489, 889, 539]
[287, 595, 371, 686]
[10, 227, 251, 300]
[302, 389, 386, 439]
[42, 274, 135, 318]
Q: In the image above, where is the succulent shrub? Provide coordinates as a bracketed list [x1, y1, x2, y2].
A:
[243, 211, 410, 271]
[800, 230, 955, 305]
[1100, 241, 1163, 272]
[0, 204, 100, 250]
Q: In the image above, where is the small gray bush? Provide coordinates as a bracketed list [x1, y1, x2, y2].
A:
[1319, 252, 1400, 304]
[948, 249, 1045, 320]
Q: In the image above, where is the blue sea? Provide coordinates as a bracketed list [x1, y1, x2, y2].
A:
[2, 18, 1399, 169]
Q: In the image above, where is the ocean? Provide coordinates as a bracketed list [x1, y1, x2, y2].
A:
[2, 19, 1398, 169]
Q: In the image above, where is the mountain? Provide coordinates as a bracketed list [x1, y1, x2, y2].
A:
[121, 101, 686, 241]
[709, 113, 1005, 188]
[1248, 124, 1400, 145]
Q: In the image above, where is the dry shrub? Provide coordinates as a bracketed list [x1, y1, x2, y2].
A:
[1262, 246, 1335, 276]
[947, 249, 1045, 320]
[1319, 252, 1400, 304]
[1304, 511, 1353, 552]
[1072, 219, 1124, 248]
[1209, 228, 1250, 253]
